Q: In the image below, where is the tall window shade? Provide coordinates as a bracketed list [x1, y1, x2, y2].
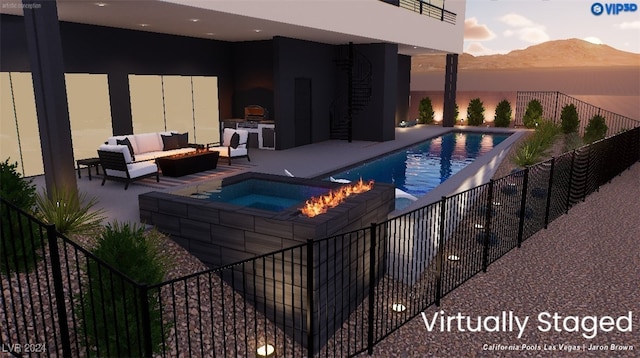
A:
[129, 75, 220, 144]
[163, 75, 194, 139]
[0, 73, 23, 172]
[65, 74, 112, 164]
[129, 75, 165, 133]
[11, 72, 42, 177]
[192, 76, 220, 144]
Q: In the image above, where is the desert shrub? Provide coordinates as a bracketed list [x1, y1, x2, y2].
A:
[563, 132, 584, 152]
[583, 114, 608, 143]
[513, 141, 543, 167]
[0, 159, 40, 273]
[523, 99, 543, 128]
[35, 189, 105, 237]
[79, 222, 167, 356]
[494, 99, 512, 127]
[418, 97, 435, 124]
[560, 104, 579, 134]
[533, 120, 561, 149]
[466, 98, 485, 126]
[0, 159, 36, 210]
[512, 120, 560, 168]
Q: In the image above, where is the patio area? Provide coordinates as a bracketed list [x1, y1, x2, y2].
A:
[31, 125, 515, 223]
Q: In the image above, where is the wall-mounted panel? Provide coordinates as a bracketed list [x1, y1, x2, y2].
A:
[65, 74, 113, 162]
[129, 75, 165, 133]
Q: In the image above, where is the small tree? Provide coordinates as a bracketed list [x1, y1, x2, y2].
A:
[494, 99, 512, 127]
[560, 103, 579, 134]
[454, 103, 459, 122]
[466, 98, 485, 126]
[523, 99, 543, 128]
[418, 97, 435, 124]
[584, 114, 608, 143]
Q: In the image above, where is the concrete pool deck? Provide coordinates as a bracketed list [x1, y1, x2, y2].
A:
[31, 125, 523, 224]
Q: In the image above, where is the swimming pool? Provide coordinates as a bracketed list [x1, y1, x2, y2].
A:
[327, 132, 510, 209]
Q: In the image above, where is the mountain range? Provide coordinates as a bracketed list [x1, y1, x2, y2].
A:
[412, 39, 640, 72]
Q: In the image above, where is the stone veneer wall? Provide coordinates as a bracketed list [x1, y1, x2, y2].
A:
[139, 173, 395, 352]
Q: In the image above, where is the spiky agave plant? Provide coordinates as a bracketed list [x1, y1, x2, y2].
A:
[35, 189, 106, 237]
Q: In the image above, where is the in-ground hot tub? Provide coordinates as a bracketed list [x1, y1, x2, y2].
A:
[140, 172, 394, 265]
[139, 172, 395, 352]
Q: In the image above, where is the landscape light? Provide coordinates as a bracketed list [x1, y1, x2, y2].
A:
[447, 254, 460, 261]
[256, 344, 275, 357]
[392, 303, 406, 313]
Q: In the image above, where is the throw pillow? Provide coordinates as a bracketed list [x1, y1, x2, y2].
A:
[230, 132, 240, 149]
[161, 134, 180, 151]
[174, 132, 189, 148]
[116, 138, 136, 161]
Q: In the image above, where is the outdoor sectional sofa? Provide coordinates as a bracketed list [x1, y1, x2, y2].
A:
[97, 131, 198, 189]
[104, 131, 197, 162]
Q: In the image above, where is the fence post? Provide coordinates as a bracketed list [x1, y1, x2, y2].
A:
[565, 150, 576, 214]
[306, 239, 314, 357]
[435, 196, 447, 306]
[544, 157, 555, 229]
[46, 224, 72, 358]
[139, 284, 153, 358]
[584, 145, 592, 201]
[516, 168, 530, 247]
[482, 180, 494, 273]
[367, 222, 377, 355]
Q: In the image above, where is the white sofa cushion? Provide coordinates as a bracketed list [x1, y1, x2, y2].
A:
[135, 132, 163, 154]
[98, 144, 133, 164]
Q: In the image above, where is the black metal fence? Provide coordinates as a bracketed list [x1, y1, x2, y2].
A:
[2, 127, 639, 357]
[514, 91, 640, 135]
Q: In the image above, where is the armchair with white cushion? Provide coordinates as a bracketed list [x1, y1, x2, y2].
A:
[207, 128, 250, 165]
[97, 144, 159, 190]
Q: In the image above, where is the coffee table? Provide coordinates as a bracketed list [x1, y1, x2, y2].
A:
[156, 151, 219, 177]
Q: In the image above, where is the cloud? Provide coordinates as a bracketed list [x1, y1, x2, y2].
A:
[616, 21, 640, 30]
[500, 13, 534, 27]
[464, 17, 496, 41]
[499, 13, 549, 44]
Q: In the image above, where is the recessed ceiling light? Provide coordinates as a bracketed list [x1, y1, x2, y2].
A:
[95, 2, 107, 7]
[413, 46, 417, 49]
[139, 23, 150, 27]
[189, 18, 200, 22]
[254, 29, 262, 33]
[205, 32, 215, 36]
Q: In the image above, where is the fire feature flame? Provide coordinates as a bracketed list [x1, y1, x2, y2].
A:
[300, 178, 374, 218]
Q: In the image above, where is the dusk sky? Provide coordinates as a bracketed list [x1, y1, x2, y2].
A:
[463, 0, 640, 55]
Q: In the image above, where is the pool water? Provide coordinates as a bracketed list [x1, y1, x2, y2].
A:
[328, 132, 509, 209]
[202, 179, 329, 212]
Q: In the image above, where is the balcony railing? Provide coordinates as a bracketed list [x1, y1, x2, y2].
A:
[394, 0, 457, 25]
